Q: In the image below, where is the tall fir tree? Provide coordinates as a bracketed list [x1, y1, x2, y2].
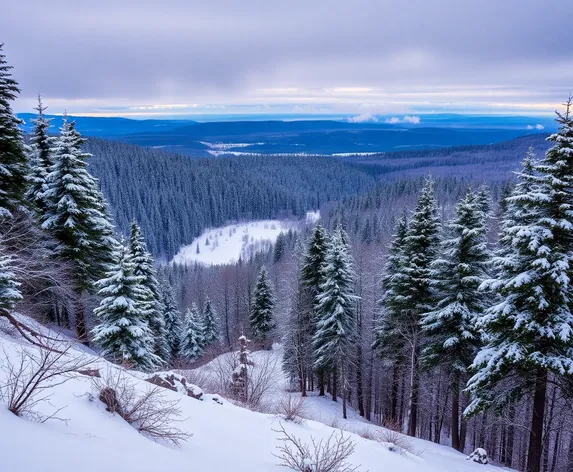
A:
[401, 178, 441, 436]
[26, 96, 55, 214]
[249, 266, 275, 348]
[128, 221, 169, 363]
[466, 102, 573, 472]
[372, 214, 409, 424]
[421, 188, 490, 451]
[181, 304, 205, 361]
[202, 297, 220, 346]
[42, 116, 117, 344]
[92, 243, 160, 371]
[312, 228, 357, 418]
[300, 224, 328, 395]
[159, 278, 182, 361]
[0, 44, 28, 219]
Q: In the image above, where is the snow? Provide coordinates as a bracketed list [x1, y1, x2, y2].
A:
[0, 315, 510, 472]
[171, 213, 319, 266]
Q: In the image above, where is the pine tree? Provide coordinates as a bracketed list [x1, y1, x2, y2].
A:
[0, 250, 21, 310]
[42, 116, 117, 344]
[372, 214, 409, 424]
[231, 335, 253, 403]
[128, 221, 169, 363]
[301, 224, 328, 395]
[159, 278, 182, 361]
[26, 96, 55, 214]
[466, 102, 573, 472]
[0, 44, 28, 219]
[92, 243, 160, 371]
[400, 178, 441, 436]
[421, 188, 489, 451]
[181, 304, 205, 361]
[312, 228, 357, 417]
[202, 297, 220, 346]
[249, 266, 275, 348]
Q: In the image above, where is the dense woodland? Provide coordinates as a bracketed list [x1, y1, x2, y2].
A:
[2, 43, 573, 472]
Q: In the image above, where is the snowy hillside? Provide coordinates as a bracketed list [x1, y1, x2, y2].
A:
[171, 212, 319, 266]
[0, 315, 509, 472]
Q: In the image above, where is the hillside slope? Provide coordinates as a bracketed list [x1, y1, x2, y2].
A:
[0, 316, 508, 472]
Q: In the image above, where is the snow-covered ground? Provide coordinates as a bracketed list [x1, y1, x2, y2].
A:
[171, 212, 318, 266]
[0, 316, 509, 472]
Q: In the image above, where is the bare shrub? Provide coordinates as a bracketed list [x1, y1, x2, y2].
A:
[276, 394, 307, 424]
[377, 429, 419, 456]
[92, 368, 191, 446]
[196, 350, 280, 410]
[0, 339, 92, 421]
[274, 424, 362, 472]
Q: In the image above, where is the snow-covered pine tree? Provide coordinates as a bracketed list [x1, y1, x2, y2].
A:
[249, 266, 275, 348]
[159, 278, 182, 361]
[466, 102, 573, 472]
[312, 228, 357, 418]
[0, 250, 21, 310]
[181, 304, 205, 361]
[128, 221, 169, 363]
[372, 214, 409, 424]
[0, 44, 29, 219]
[26, 96, 55, 214]
[300, 224, 328, 395]
[92, 243, 160, 371]
[421, 188, 490, 451]
[202, 297, 220, 346]
[400, 177, 441, 436]
[42, 115, 117, 345]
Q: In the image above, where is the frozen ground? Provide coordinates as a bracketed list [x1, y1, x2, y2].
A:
[0, 315, 510, 472]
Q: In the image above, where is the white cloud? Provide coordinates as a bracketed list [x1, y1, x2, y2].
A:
[536, 124, 544, 130]
[348, 113, 378, 123]
[403, 115, 421, 124]
[385, 115, 421, 124]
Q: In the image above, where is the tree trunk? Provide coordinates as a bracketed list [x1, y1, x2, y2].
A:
[356, 345, 364, 417]
[451, 374, 461, 451]
[318, 370, 325, 396]
[390, 360, 401, 424]
[506, 404, 516, 468]
[332, 366, 337, 402]
[527, 370, 548, 472]
[75, 296, 89, 346]
[407, 336, 420, 436]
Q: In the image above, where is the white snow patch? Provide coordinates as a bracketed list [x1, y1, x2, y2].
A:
[171, 212, 320, 266]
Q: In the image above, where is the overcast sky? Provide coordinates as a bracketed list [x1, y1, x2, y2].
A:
[2, 0, 572, 118]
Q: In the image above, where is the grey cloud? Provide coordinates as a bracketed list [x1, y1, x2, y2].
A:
[2, 0, 572, 113]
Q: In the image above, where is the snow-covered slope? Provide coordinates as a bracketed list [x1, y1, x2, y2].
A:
[171, 212, 318, 266]
[0, 317, 508, 472]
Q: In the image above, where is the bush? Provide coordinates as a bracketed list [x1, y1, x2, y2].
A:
[276, 394, 307, 424]
[274, 424, 361, 472]
[0, 340, 91, 421]
[377, 429, 419, 456]
[92, 368, 191, 446]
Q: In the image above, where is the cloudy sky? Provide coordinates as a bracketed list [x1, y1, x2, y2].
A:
[3, 0, 572, 118]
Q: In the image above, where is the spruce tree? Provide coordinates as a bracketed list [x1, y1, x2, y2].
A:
[202, 297, 220, 346]
[372, 214, 409, 424]
[466, 102, 573, 472]
[421, 188, 489, 451]
[26, 96, 55, 214]
[181, 304, 205, 361]
[301, 224, 328, 395]
[249, 266, 275, 348]
[401, 178, 441, 436]
[0, 251, 21, 310]
[312, 228, 357, 417]
[92, 243, 160, 371]
[0, 44, 28, 219]
[42, 116, 117, 344]
[159, 278, 182, 361]
[128, 221, 169, 363]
